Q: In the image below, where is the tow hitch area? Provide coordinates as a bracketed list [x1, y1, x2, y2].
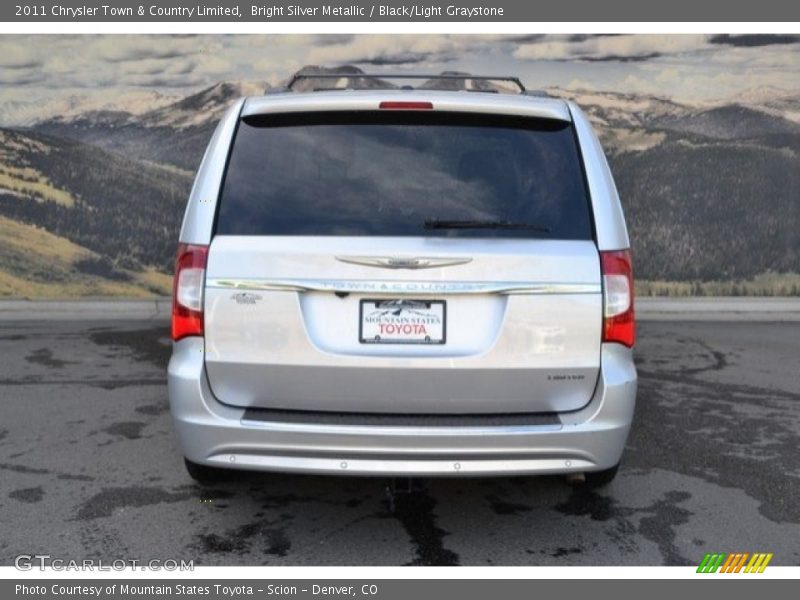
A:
[384, 477, 429, 513]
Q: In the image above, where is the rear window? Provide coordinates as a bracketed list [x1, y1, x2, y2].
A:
[216, 111, 592, 239]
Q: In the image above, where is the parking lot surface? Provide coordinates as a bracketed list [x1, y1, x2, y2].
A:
[1, 319, 798, 565]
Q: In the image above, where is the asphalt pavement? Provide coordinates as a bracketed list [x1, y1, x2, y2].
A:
[0, 313, 798, 566]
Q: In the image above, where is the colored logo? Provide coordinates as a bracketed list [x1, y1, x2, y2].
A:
[697, 552, 773, 573]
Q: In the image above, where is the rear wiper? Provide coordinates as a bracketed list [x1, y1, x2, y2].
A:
[424, 219, 551, 233]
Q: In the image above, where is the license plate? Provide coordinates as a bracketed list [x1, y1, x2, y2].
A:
[359, 299, 446, 345]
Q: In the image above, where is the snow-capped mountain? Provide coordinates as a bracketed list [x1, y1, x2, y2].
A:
[135, 81, 265, 129]
[550, 86, 800, 133]
[0, 90, 182, 128]
[1, 81, 265, 130]
[27, 81, 266, 171]
[547, 88, 692, 129]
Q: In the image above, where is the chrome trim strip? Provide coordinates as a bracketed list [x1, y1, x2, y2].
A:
[335, 255, 473, 269]
[238, 419, 563, 436]
[208, 278, 600, 296]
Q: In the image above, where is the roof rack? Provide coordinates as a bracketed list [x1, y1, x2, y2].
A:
[284, 73, 527, 94]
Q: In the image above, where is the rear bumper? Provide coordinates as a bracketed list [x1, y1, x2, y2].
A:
[168, 339, 636, 476]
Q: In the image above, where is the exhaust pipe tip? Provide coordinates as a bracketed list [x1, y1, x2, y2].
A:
[565, 472, 586, 486]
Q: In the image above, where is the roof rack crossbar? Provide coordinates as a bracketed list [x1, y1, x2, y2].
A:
[285, 73, 526, 93]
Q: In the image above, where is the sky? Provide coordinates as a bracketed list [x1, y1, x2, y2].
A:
[1, 34, 799, 110]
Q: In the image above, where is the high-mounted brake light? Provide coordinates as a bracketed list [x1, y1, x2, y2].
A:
[379, 101, 434, 110]
[601, 249, 635, 347]
[172, 243, 208, 341]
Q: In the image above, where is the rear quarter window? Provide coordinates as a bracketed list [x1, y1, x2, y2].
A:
[216, 111, 592, 240]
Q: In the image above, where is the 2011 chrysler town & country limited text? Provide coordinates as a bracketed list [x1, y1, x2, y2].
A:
[168, 74, 637, 486]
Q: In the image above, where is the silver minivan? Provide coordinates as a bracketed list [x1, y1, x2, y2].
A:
[168, 74, 637, 486]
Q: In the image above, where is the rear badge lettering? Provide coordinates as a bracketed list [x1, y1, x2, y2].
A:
[547, 374, 586, 381]
[231, 292, 262, 305]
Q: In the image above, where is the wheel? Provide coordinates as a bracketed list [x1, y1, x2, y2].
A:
[583, 464, 620, 488]
[184, 458, 232, 483]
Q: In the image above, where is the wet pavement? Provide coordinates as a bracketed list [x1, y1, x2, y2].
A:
[0, 320, 798, 566]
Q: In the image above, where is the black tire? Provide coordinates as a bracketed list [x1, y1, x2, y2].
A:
[184, 458, 232, 483]
[583, 464, 620, 488]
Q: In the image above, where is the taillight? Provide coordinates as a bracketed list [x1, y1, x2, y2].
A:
[601, 249, 635, 347]
[172, 243, 208, 341]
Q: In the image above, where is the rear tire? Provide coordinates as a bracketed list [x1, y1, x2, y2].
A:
[184, 458, 232, 484]
[583, 464, 620, 488]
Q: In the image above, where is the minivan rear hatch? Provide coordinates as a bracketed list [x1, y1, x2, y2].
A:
[203, 108, 602, 414]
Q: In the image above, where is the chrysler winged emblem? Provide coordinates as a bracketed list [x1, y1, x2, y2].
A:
[335, 256, 472, 269]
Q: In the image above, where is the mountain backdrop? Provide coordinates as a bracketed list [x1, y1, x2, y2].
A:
[1, 66, 798, 297]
